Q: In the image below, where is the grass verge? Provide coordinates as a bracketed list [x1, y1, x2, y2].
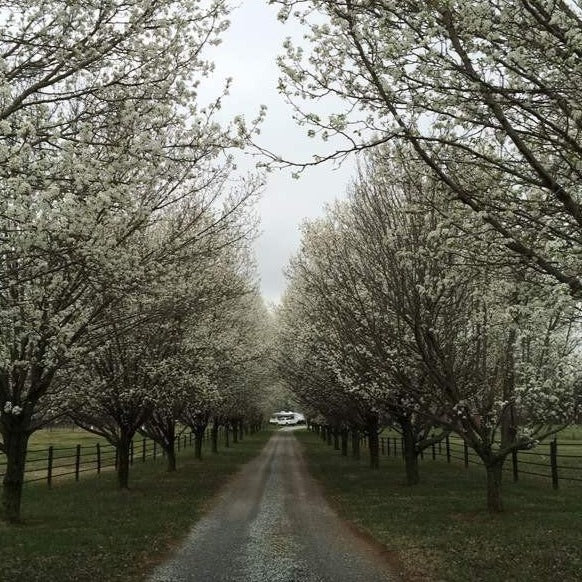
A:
[0, 430, 271, 582]
[297, 430, 582, 582]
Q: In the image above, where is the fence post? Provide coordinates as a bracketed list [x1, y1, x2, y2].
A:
[142, 438, 146, 463]
[115, 448, 119, 469]
[446, 435, 451, 463]
[393, 437, 397, 456]
[512, 449, 518, 482]
[401, 437, 405, 459]
[381, 437, 385, 456]
[130, 440, 134, 465]
[432, 442, 436, 460]
[47, 446, 54, 488]
[550, 439, 559, 490]
[96, 443, 101, 475]
[153, 441, 157, 461]
[75, 444, 81, 482]
[184, 435, 187, 449]
[463, 441, 469, 468]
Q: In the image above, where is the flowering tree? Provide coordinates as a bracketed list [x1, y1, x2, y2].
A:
[0, 0, 253, 522]
[278, 204, 446, 477]
[178, 279, 261, 461]
[272, 0, 582, 295]
[278, 244, 398, 469]
[342, 156, 581, 510]
[207, 291, 275, 449]
[138, 229, 257, 469]
[278, 149, 581, 510]
[67, 180, 260, 484]
[276, 302, 373, 460]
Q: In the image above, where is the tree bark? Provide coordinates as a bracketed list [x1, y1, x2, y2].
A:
[165, 439, 177, 472]
[194, 428, 204, 460]
[486, 458, 505, 512]
[162, 422, 177, 472]
[232, 422, 238, 444]
[401, 417, 420, 485]
[367, 416, 380, 469]
[224, 424, 230, 448]
[117, 435, 131, 489]
[341, 428, 348, 456]
[1, 429, 30, 523]
[351, 429, 360, 460]
[326, 426, 332, 446]
[211, 422, 219, 454]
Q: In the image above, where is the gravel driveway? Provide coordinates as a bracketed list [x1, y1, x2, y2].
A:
[148, 430, 399, 582]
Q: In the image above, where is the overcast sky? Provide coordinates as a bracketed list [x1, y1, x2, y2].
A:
[201, 0, 355, 305]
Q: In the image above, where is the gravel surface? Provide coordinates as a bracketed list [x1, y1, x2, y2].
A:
[148, 430, 398, 582]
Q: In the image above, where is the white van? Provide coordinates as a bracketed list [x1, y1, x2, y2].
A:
[268, 411, 306, 426]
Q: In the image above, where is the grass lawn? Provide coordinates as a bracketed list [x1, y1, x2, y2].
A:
[29, 426, 109, 447]
[297, 430, 582, 582]
[0, 429, 271, 582]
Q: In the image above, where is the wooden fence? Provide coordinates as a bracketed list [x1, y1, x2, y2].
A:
[370, 434, 582, 489]
[0, 429, 213, 487]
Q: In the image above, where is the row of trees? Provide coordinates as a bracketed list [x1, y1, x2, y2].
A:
[66, 232, 272, 489]
[277, 151, 581, 512]
[272, 0, 582, 513]
[0, 0, 270, 523]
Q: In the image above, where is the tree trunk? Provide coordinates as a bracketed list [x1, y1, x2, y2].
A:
[401, 417, 420, 485]
[211, 422, 219, 454]
[117, 435, 131, 489]
[369, 431, 379, 469]
[1, 429, 30, 523]
[367, 416, 379, 469]
[351, 429, 360, 460]
[238, 421, 244, 441]
[164, 423, 177, 472]
[486, 458, 505, 513]
[333, 428, 340, 450]
[165, 439, 177, 472]
[341, 428, 348, 456]
[326, 427, 332, 446]
[194, 429, 204, 460]
[232, 422, 238, 444]
[225, 425, 230, 448]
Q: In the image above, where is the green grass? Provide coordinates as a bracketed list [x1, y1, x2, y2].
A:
[298, 430, 582, 582]
[29, 426, 109, 447]
[0, 430, 271, 582]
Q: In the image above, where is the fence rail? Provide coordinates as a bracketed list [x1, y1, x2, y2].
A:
[371, 433, 582, 489]
[318, 426, 582, 489]
[0, 429, 214, 487]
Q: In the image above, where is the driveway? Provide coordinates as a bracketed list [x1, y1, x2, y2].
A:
[148, 430, 398, 582]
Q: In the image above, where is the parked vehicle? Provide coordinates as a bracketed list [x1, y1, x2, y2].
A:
[268, 411, 306, 426]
